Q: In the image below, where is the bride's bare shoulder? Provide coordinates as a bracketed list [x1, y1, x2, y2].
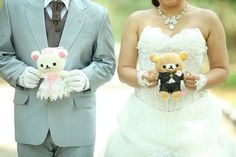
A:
[126, 9, 155, 24]
[188, 4, 223, 38]
[189, 5, 221, 24]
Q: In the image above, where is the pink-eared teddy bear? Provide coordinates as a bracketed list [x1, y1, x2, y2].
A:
[31, 47, 71, 101]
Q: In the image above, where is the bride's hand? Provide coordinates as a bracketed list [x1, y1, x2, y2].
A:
[184, 71, 200, 91]
[142, 70, 158, 88]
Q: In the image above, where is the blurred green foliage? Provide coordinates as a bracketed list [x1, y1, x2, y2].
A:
[226, 72, 236, 87]
[216, 69, 236, 88]
[0, 0, 3, 10]
[95, 0, 152, 42]
[94, 0, 236, 63]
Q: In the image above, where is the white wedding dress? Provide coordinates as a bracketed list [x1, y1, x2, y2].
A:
[104, 26, 236, 157]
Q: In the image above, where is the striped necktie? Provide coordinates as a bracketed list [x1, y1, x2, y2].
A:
[50, 1, 65, 26]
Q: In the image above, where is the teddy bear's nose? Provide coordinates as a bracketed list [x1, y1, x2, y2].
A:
[166, 64, 175, 70]
[46, 65, 50, 69]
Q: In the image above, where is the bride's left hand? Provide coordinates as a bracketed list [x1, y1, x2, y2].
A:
[184, 71, 200, 91]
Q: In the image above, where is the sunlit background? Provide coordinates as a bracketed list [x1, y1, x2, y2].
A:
[0, 0, 236, 157]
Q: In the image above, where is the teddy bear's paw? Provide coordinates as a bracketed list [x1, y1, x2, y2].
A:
[160, 92, 170, 101]
[172, 91, 181, 101]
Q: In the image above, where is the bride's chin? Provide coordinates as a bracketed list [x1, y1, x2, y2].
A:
[159, 0, 185, 7]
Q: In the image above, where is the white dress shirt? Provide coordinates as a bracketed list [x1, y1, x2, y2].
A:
[44, 0, 70, 19]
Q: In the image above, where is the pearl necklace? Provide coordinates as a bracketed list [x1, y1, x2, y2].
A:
[158, 4, 188, 30]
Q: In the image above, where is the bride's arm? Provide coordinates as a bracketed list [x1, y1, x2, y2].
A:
[118, 11, 157, 88]
[205, 10, 229, 89]
[184, 10, 229, 91]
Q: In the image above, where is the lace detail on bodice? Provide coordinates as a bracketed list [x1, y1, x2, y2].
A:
[137, 26, 207, 72]
[150, 146, 175, 157]
[135, 26, 208, 111]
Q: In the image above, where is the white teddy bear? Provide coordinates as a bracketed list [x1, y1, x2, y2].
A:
[31, 47, 71, 101]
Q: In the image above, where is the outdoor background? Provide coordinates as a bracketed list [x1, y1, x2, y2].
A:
[0, 0, 236, 157]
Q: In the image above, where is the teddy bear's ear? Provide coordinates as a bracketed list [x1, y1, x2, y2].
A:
[150, 53, 160, 63]
[31, 51, 40, 62]
[58, 49, 68, 58]
[179, 51, 188, 61]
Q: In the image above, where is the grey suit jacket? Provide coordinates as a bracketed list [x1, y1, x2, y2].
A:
[0, 0, 116, 147]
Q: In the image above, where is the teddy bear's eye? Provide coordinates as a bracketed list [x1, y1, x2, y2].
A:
[163, 65, 166, 69]
[176, 64, 179, 67]
[40, 64, 43, 67]
[53, 63, 56, 66]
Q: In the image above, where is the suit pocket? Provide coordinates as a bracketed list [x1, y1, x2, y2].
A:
[73, 93, 95, 109]
[13, 89, 29, 105]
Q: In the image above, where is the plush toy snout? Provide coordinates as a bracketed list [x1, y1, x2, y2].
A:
[165, 64, 178, 70]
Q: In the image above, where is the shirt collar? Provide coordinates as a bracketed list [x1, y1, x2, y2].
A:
[44, 0, 70, 10]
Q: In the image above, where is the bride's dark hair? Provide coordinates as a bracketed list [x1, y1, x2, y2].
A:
[152, 0, 160, 7]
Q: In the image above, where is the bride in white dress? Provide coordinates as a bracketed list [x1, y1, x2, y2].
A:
[104, 0, 236, 157]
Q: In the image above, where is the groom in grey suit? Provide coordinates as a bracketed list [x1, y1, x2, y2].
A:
[0, 0, 116, 156]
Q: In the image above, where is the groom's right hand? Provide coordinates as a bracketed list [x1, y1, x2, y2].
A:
[18, 66, 40, 89]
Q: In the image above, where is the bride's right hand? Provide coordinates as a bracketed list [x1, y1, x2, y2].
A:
[142, 70, 158, 88]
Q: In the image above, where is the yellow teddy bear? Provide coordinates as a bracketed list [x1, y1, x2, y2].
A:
[150, 52, 188, 101]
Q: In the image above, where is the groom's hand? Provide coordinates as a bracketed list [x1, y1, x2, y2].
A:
[18, 66, 40, 89]
[64, 70, 90, 92]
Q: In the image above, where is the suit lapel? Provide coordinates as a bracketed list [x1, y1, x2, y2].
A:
[26, 0, 48, 49]
[59, 0, 88, 50]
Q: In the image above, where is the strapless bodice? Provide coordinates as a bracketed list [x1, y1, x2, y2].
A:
[137, 26, 207, 72]
[135, 26, 208, 111]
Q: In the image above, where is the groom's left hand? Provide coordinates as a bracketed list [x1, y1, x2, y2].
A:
[64, 70, 90, 92]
